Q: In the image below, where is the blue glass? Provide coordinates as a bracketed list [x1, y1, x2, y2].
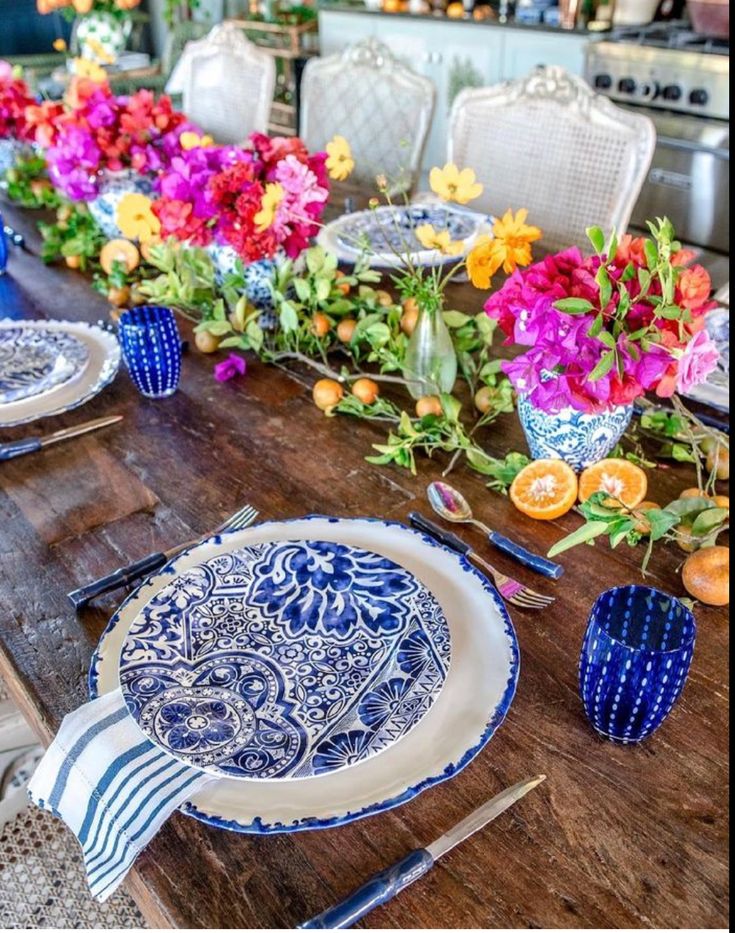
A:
[118, 306, 181, 399]
[0, 211, 8, 275]
[579, 585, 696, 744]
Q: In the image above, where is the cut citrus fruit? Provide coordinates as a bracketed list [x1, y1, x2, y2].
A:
[100, 238, 140, 276]
[578, 458, 648, 509]
[510, 459, 578, 521]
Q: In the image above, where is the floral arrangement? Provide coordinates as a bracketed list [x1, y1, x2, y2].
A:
[151, 132, 330, 262]
[0, 62, 36, 142]
[40, 79, 190, 200]
[36, 0, 140, 16]
[486, 221, 719, 414]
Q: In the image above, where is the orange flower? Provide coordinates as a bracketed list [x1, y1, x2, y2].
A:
[116, 0, 141, 8]
[615, 233, 647, 266]
[678, 264, 712, 310]
[672, 247, 696, 267]
[72, 0, 94, 12]
[466, 235, 503, 290]
[490, 208, 541, 274]
[24, 100, 65, 148]
[65, 75, 108, 109]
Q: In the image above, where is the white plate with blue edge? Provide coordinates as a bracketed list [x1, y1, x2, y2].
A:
[91, 516, 519, 833]
[318, 204, 493, 269]
[118, 538, 452, 780]
[0, 326, 89, 405]
[0, 320, 120, 427]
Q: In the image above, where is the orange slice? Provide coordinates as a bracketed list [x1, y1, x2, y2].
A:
[510, 459, 578, 521]
[100, 238, 140, 275]
[578, 458, 648, 509]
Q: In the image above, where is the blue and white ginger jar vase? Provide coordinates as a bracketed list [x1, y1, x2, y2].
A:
[0, 138, 30, 180]
[517, 395, 633, 471]
[75, 11, 131, 65]
[88, 169, 154, 239]
[208, 243, 277, 320]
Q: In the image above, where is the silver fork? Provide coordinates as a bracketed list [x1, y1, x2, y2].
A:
[409, 512, 554, 610]
[68, 504, 259, 609]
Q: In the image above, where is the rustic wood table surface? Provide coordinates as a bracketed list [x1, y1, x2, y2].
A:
[0, 201, 729, 929]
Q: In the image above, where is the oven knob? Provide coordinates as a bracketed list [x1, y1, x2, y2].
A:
[594, 73, 612, 90]
[618, 77, 636, 94]
[662, 84, 682, 101]
[689, 88, 709, 106]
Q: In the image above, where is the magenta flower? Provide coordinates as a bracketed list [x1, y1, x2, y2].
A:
[213, 353, 247, 382]
[676, 330, 719, 394]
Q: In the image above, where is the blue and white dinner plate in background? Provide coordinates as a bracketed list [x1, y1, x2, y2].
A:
[318, 204, 493, 269]
[119, 539, 451, 780]
[0, 320, 120, 427]
[0, 325, 89, 405]
[93, 516, 519, 833]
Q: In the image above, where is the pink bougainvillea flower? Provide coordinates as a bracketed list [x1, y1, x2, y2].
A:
[213, 353, 247, 382]
[675, 330, 720, 394]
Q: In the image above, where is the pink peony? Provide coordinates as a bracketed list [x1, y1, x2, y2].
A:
[675, 330, 719, 394]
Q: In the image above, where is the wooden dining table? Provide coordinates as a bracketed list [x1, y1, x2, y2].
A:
[0, 199, 729, 929]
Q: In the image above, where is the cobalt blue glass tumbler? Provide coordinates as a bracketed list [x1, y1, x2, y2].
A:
[579, 585, 696, 744]
[0, 211, 8, 275]
[119, 306, 181, 399]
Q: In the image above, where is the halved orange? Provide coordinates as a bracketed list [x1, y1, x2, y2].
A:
[100, 238, 140, 276]
[578, 458, 648, 509]
[510, 459, 578, 521]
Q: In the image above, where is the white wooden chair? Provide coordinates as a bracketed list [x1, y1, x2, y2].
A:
[166, 23, 275, 144]
[448, 66, 656, 251]
[300, 38, 435, 195]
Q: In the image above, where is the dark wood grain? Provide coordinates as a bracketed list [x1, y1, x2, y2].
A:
[0, 201, 729, 929]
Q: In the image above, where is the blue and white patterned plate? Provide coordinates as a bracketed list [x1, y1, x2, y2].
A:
[0, 326, 89, 405]
[92, 517, 518, 834]
[119, 539, 451, 780]
[0, 321, 120, 428]
[318, 203, 493, 269]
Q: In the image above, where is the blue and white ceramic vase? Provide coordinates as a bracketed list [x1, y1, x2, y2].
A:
[88, 169, 155, 239]
[0, 139, 29, 181]
[517, 395, 633, 470]
[208, 243, 277, 318]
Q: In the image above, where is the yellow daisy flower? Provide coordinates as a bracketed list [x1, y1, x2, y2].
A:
[180, 131, 214, 151]
[429, 162, 483, 205]
[116, 193, 161, 244]
[71, 57, 107, 83]
[325, 135, 354, 182]
[415, 223, 465, 256]
[466, 235, 504, 290]
[84, 36, 115, 65]
[52, 38, 67, 53]
[491, 208, 542, 273]
[254, 182, 285, 232]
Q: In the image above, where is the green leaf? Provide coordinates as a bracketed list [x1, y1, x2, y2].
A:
[293, 278, 311, 302]
[609, 518, 636, 548]
[691, 507, 729, 537]
[547, 521, 610, 558]
[644, 239, 659, 269]
[440, 394, 462, 423]
[553, 297, 594, 315]
[646, 508, 680, 541]
[305, 246, 325, 274]
[315, 277, 331, 302]
[596, 265, 612, 309]
[588, 350, 615, 382]
[279, 301, 299, 333]
[597, 330, 617, 350]
[588, 313, 604, 338]
[664, 496, 715, 518]
[586, 226, 605, 254]
[442, 310, 472, 328]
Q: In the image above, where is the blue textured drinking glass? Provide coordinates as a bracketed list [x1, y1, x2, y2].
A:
[0, 211, 8, 275]
[579, 585, 696, 744]
[118, 306, 181, 399]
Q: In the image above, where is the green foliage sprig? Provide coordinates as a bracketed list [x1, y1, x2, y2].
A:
[3, 155, 61, 210]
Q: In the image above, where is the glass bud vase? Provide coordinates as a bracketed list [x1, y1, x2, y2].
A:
[403, 304, 457, 400]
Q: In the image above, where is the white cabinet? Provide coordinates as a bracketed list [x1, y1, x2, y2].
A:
[501, 29, 587, 79]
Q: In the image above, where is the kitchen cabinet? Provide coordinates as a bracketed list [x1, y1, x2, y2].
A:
[318, 8, 591, 173]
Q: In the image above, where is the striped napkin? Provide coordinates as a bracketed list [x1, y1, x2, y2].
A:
[28, 688, 214, 902]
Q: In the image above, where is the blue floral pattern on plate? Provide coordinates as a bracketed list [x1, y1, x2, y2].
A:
[119, 539, 451, 780]
[0, 327, 90, 405]
[335, 205, 479, 255]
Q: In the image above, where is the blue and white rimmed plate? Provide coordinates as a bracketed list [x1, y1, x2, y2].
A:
[0, 326, 89, 405]
[318, 204, 493, 269]
[119, 538, 451, 780]
[92, 516, 519, 833]
[0, 320, 120, 427]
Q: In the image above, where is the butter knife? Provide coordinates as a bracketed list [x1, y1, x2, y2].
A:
[0, 415, 123, 461]
[299, 774, 546, 929]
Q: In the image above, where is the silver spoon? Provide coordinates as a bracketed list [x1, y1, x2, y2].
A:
[427, 481, 564, 579]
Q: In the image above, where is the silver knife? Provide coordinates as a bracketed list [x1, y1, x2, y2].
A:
[0, 415, 123, 461]
[299, 774, 546, 929]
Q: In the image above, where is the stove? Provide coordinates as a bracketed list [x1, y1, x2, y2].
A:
[584, 22, 729, 254]
[585, 22, 729, 120]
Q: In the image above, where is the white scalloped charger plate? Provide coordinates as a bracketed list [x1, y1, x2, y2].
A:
[0, 320, 120, 427]
[90, 516, 519, 834]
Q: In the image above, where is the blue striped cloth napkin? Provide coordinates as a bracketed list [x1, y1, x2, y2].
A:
[28, 688, 214, 902]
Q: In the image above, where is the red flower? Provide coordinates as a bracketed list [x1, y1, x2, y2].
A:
[677, 264, 712, 311]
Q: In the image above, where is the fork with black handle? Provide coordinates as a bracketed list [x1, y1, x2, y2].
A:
[68, 504, 259, 610]
[409, 512, 555, 610]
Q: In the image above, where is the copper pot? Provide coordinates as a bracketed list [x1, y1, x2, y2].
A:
[687, 0, 729, 38]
